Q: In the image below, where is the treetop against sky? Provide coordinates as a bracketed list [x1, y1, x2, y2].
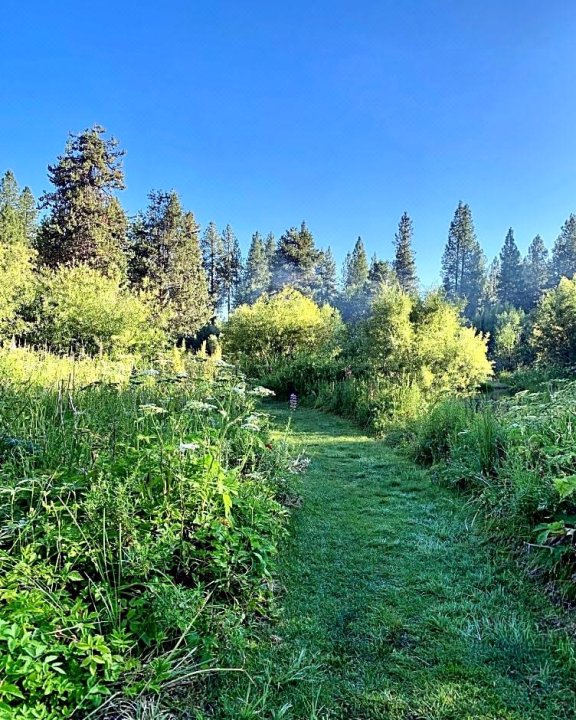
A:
[1, 0, 575, 284]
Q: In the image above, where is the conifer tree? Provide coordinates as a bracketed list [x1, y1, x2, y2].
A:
[18, 187, 37, 244]
[474, 256, 501, 338]
[551, 214, 576, 283]
[128, 190, 211, 335]
[368, 256, 397, 290]
[237, 231, 270, 305]
[272, 221, 320, 295]
[0, 171, 20, 209]
[441, 202, 485, 316]
[497, 228, 523, 306]
[316, 247, 338, 305]
[201, 221, 225, 310]
[393, 212, 418, 293]
[36, 125, 127, 275]
[521, 235, 549, 309]
[0, 171, 37, 244]
[343, 237, 369, 293]
[219, 224, 242, 315]
[0, 171, 37, 337]
[264, 232, 276, 265]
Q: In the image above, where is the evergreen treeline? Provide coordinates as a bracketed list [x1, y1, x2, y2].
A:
[2, 123, 576, 362]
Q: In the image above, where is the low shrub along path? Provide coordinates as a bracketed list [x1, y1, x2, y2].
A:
[212, 407, 576, 719]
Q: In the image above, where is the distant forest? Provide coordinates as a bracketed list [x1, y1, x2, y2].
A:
[1, 124, 574, 364]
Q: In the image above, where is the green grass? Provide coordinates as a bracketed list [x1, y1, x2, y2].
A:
[207, 406, 576, 719]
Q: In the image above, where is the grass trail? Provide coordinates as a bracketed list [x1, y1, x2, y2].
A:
[211, 407, 576, 719]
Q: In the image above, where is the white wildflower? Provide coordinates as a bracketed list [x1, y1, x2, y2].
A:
[139, 404, 168, 415]
[179, 442, 200, 453]
[186, 400, 218, 411]
[247, 386, 276, 397]
[233, 384, 246, 395]
[141, 369, 160, 376]
[241, 422, 261, 432]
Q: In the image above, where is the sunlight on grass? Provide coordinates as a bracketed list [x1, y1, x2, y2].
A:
[208, 406, 576, 720]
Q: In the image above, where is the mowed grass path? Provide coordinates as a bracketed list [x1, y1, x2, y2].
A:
[210, 407, 576, 719]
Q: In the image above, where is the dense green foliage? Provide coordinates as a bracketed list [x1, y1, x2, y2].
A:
[32, 265, 165, 356]
[531, 276, 576, 366]
[224, 288, 343, 378]
[36, 125, 128, 276]
[225, 285, 491, 428]
[410, 380, 576, 596]
[128, 190, 211, 337]
[0, 352, 293, 718]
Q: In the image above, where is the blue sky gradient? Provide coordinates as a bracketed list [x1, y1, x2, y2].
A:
[1, 1, 575, 285]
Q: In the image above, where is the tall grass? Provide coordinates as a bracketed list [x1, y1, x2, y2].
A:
[409, 382, 576, 595]
[0, 350, 294, 719]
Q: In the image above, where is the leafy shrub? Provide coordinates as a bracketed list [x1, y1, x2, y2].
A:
[223, 287, 343, 374]
[31, 264, 166, 356]
[315, 289, 492, 430]
[492, 307, 525, 371]
[531, 276, 576, 367]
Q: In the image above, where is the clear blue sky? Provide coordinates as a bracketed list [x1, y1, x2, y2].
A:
[2, 0, 575, 286]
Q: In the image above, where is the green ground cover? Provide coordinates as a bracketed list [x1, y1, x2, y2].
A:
[209, 406, 576, 720]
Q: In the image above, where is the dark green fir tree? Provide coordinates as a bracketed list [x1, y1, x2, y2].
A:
[316, 247, 338, 305]
[219, 224, 242, 315]
[36, 125, 127, 275]
[441, 201, 485, 317]
[237, 231, 271, 305]
[497, 228, 523, 306]
[551, 214, 576, 284]
[201, 221, 225, 310]
[393, 212, 418, 293]
[128, 190, 211, 335]
[343, 236, 369, 293]
[521, 234, 549, 309]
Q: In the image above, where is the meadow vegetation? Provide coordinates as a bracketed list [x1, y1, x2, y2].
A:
[4, 124, 576, 717]
[225, 285, 491, 430]
[408, 380, 576, 597]
[0, 349, 294, 719]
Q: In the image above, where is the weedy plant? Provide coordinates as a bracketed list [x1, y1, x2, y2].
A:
[409, 380, 576, 596]
[0, 350, 293, 719]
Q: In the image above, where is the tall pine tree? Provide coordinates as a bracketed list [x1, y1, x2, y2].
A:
[521, 235, 549, 309]
[36, 125, 127, 275]
[128, 190, 211, 335]
[201, 222, 225, 311]
[272, 221, 320, 296]
[237, 231, 270, 305]
[219, 224, 242, 315]
[343, 236, 369, 293]
[316, 247, 338, 304]
[497, 228, 523, 306]
[393, 212, 418, 293]
[264, 232, 276, 266]
[551, 214, 576, 283]
[441, 202, 485, 317]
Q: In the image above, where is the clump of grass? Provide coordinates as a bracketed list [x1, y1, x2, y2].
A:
[409, 382, 576, 596]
